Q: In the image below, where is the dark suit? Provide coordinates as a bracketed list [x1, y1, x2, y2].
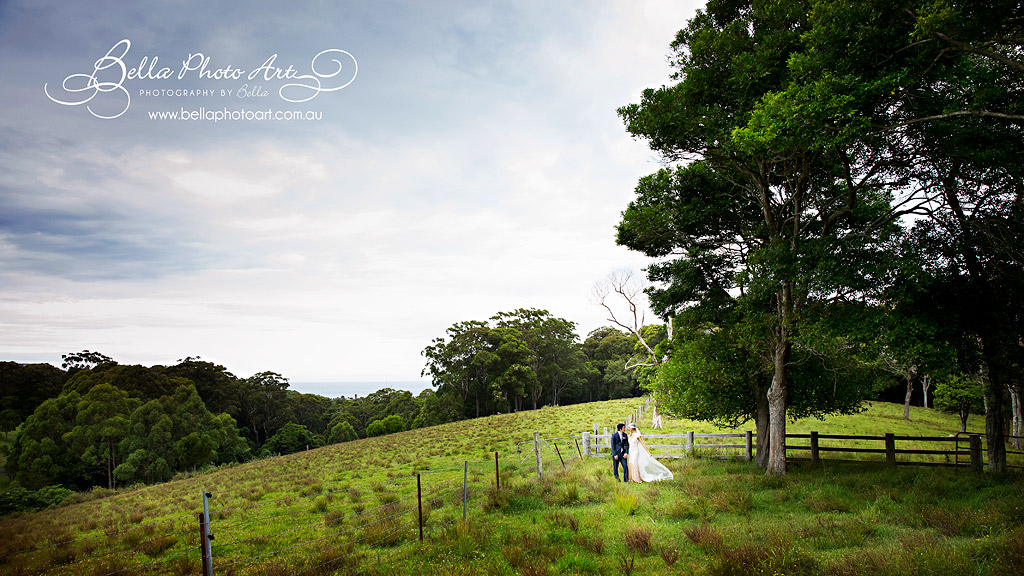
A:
[611, 430, 629, 481]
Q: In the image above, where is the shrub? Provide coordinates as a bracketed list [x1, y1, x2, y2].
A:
[624, 524, 653, 555]
[659, 545, 680, 567]
[0, 484, 75, 515]
[575, 533, 605, 554]
[366, 415, 406, 438]
[262, 422, 319, 456]
[684, 524, 723, 550]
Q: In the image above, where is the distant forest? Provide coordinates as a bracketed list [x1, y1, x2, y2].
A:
[1, 309, 655, 495]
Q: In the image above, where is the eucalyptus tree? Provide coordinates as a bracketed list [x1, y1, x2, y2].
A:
[421, 320, 502, 418]
[581, 327, 641, 401]
[492, 308, 586, 407]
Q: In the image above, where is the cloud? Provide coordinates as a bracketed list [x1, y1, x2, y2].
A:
[0, 0, 701, 380]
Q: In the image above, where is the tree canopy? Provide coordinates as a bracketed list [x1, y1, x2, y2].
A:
[619, 0, 1023, 474]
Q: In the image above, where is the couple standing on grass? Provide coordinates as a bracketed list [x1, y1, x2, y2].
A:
[611, 422, 673, 483]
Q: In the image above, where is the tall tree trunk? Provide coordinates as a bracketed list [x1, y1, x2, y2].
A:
[766, 338, 790, 475]
[942, 176, 1007, 472]
[903, 373, 914, 420]
[982, 366, 1007, 473]
[1009, 384, 1022, 450]
[976, 314, 1009, 472]
[754, 381, 771, 468]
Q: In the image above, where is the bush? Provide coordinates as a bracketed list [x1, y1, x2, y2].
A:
[33, 485, 74, 509]
[624, 524, 653, 555]
[262, 422, 319, 456]
[327, 421, 358, 444]
[366, 415, 406, 438]
[0, 484, 75, 515]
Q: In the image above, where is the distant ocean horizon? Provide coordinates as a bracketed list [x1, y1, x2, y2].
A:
[290, 381, 432, 398]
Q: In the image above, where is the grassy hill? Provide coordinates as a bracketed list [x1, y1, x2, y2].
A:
[1, 399, 1021, 575]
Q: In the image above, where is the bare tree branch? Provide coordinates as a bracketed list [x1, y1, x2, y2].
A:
[591, 269, 661, 368]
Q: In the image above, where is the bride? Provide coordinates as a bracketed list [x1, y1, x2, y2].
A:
[627, 423, 673, 482]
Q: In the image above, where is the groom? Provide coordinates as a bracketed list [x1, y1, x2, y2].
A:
[611, 422, 629, 482]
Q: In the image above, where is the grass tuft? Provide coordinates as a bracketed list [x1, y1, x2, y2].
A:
[684, 523, 724, 550]
[624, 524, 653, 555]
[613, 488, 642, 515]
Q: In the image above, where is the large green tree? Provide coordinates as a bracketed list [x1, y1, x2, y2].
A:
[64, 384, 138, 490]
[492, 309, 586, 408]
[618, 0, 901, 474]
[422, 310, 593, 417]
[617, 0, 1024, 474]
[580, 327, 640, 401]
[238, 371, 290, 446]
[0, 362, 66, 419]
[831, 0, 1024, 472]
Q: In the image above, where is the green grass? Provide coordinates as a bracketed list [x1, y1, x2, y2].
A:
[1, 399, 1021, 575]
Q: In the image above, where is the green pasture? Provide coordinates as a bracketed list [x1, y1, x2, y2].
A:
[1, 399, 1020, 575]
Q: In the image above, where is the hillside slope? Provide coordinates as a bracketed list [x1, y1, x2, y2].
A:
[0, 399, 1013, 576]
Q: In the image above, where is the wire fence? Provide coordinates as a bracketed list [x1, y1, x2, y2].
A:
[0, 446, 557, 576]
[6, 395, 1019, 575]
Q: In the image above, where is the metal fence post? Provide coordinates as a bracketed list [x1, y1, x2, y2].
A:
[534, 431, 543, 478]
[463, 461, 468, 520]
[417, 473, 423, 543]
[495, 451, 500, 490]
[200, 491, 213, 576]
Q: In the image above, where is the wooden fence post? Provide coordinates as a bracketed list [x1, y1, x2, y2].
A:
[745, 431, 753, 461]
[197, 512, 211, 576]
[534, 431, 543, 478]
[885, 433, 896, 466]
[810, 431, 820, 466]
[417, 473, 423, 543]
[582, 432, 591, 458]
[969, 434, 983, 472]
[686, 431, 694, 455]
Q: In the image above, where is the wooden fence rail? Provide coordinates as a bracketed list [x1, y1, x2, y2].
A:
[581, 430, 1000, 470]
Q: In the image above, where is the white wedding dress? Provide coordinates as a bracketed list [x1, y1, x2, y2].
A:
[628, 431, 673, 482]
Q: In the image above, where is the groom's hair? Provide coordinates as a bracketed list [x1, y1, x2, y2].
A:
[616, 423, 625, 431]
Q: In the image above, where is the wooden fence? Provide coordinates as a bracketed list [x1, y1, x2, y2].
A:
[580, 429, 1008, 470]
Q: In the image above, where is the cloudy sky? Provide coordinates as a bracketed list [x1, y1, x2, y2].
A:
[0, 0, 701, 393]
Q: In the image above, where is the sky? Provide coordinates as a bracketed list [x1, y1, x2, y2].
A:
[0, 0, 702, 392]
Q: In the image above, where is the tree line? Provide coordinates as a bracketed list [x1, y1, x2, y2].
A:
[617, 0, 1024, 475]
[0, 313, 650, 497]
